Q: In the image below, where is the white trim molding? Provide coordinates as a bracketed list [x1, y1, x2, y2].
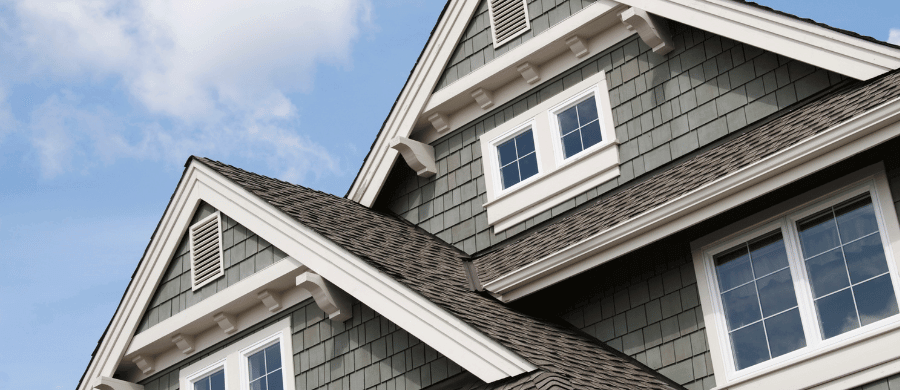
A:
[483, 95, 900, 302]
[296, 271, 353, 322]
[620, 7, 674, 55]
[93, 376, 144, 390]
[612, 0, 900, 80]
[78, 157, 536, 389]
[480, 70, 619, 233]
[390, 136, 438, 177]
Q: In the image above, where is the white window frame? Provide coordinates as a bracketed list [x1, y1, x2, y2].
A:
[489, 119, 542, 195]
[692, 163, 900, 389]
[185, 358, 227, 390]
[180, 318, 296, 390]
[479, 70, 619, 233]
[548, 84, 612, 167]
[239, 331, 287, 390]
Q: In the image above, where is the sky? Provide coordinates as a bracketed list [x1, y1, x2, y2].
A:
[0, 1, 897, 389]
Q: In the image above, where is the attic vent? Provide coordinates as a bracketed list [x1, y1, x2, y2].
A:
[488, 0, 531, 47]
[189, 211, 224, 290]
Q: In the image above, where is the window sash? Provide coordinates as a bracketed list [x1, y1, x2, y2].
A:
[703, 182, 900, 378]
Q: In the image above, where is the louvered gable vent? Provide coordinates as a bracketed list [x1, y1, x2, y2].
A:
[488, 0, 531, 47]
[189, 211, 224, 290]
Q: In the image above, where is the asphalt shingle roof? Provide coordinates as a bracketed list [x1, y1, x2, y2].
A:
[194, 157, 683, 390]
[474, 68, 900, 284]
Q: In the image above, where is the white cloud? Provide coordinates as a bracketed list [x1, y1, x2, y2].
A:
[7, 0, 371, 180]
[890, 29, 900, 45]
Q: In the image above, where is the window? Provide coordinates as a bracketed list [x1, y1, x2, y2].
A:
[497, 128, 539, 189]
[695, 168, 900, 384]
[243, 338, 284, 390]
[479, 70, 618, 233]
[193, 369, 226, 390]
[553, 95, 603, 159]
[181, 318, 295, 390]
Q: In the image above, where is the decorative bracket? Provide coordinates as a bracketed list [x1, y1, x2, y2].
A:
[516, 63, 541, 84]
[621, 7, 674, 55]
[471, 88, 495, 109]
[565, 36, 589, 58]
[171, 333, 195, 354]
[296, 271, 353, 322]
[132, 355, 154, 375]
[93, 376, 144, 390]
[213, 312, 237, 334]
[390, 136, 437, 177]
[257, 290, 282, 312]
[427, 112, 450, 134]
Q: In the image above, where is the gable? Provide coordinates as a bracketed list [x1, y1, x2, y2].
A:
[347, 0, 900, 213]
[79, 158, 536, 390]
[374, 23, 847, 254]
[136, 201, 288, 335]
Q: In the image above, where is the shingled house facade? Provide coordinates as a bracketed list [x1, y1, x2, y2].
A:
[79, 1, 900, 390]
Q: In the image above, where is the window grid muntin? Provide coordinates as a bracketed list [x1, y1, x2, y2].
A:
[796, 194, 898, 339]
[705, 182, 900, 378]
[557, 95, 602, 159]
[246, 341, 283, 390]
[194, 369, 225, 390]
[496, 129, 538, 190]
[713, 231, 805, 369]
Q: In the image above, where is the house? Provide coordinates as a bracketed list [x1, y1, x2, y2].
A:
[78, 0, 900, 389]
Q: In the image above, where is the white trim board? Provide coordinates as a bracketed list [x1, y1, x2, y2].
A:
[613, 0, 900, 80]
[78, 159, 535, 390]
[483, 95, 900, 302]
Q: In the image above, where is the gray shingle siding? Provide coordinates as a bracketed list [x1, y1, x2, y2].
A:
[137, 202, 289, 334]
[558, 246, 714, 390]
[377, 23, 845, 255]
[139, 299, 464, 390]
[436, 0, 600, 90]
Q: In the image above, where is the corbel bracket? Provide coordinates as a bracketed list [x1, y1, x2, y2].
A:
[471, 88, 495, 109]
[171, 333, 195, 354]
[621, 7, 674, 55]
[132, 355, 154, 375]
[565, 36, 589, 58]
[257, 290, 282, 313]
[93, 376, 144, 390]
[296, 271, 353, 322]
[213, 312, 237, 334]
[427, 112, 450, 134]
[390, 136, 437, 177]
[516, 63, 541, 84]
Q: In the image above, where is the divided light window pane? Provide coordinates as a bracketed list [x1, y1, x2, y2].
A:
[248, 342, 284, 390]
[557, 96, 602, 159]
[497, 129, 538, 189]
[797, 195, 899, 339]
[194, 370, 225, 390]
[714, 231, 806, 370]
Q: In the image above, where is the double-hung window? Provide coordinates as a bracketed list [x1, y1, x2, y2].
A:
[496, 127, 539, 190]
[553, 94, 604, 160]
[695, 167, 900, 385]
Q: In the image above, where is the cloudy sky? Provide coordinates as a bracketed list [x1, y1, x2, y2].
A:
[0, 1, 897, 389]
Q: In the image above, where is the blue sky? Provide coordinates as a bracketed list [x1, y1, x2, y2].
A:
[0, 1, 896, 389]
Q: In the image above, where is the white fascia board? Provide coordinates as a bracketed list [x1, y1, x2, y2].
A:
[80, 159, 535, 389]
[484, 96, 900, 302]
[614, 0, 900, 80]
[347, 0, 482, 207]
